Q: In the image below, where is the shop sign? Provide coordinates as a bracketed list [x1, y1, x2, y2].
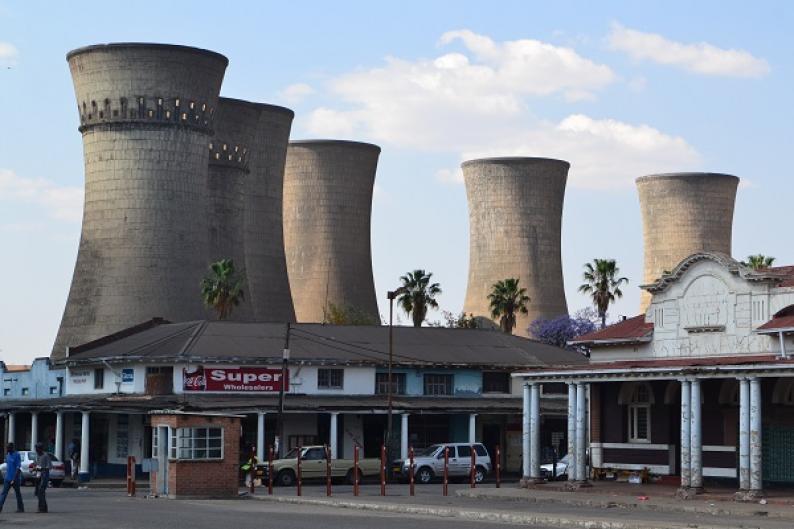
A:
[70, 370, 90, 385]
[182, 366, 288, 393]
[121, 368, 134, 384]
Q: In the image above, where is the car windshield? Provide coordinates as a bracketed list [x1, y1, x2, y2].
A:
[284, 448, 300, 459]
[415, 445, 441, 457]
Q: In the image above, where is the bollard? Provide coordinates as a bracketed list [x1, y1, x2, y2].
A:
[127, 456, 136, 496]
[268, 445, 274, 495]
[409, 446, 415, 497]
[353, 445, 360, 496]
[380, 444, 386, 496]
[326, 445, 332, 496]
[296, 446, 303, 497]
[495, 445, 501, 488]
[470, 444, 476, 488]
[443, 446, 449, 496]
[249, 445, 256, 494]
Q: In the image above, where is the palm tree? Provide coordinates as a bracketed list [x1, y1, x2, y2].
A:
[201, 259, 245, 320]
[488, 278, 530, 334]
[742, 254, 776, 270]
[397, 269, 442, 327]
[578, 259, 628, 329]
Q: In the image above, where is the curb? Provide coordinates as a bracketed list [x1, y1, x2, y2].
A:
[247, 494, 752, 529]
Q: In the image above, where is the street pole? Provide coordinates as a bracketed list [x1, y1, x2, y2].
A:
[386, 291, 396, 465]
[276, 322, 291, 458]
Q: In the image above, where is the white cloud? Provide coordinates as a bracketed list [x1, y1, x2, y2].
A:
[607, 23, 769, 78]
[435, 168, 463, 185]
[0, 169, 83, 222]
[0, 42, 18, 66]
[279, 82, 315, 104]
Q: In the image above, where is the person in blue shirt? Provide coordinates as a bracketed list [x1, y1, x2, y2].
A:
[0, 442, 24, 513]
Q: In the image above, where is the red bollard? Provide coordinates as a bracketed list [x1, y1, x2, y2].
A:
[443, 447, 449, 496]
[326, 445, 332, 497]
[409, 447, 415, 496]
[296, 446, 303, 497]
[495, 445, 501, 488]
[249, 445, 256, 494]
[470, 444, 476, 488]
[268, 446, 274, 495]
[380, 444, 386, 496]
[353, 445, 360, 496]
[127, 456, 136, 496]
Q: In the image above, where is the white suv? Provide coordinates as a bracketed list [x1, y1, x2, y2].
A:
[395, 443, 491, 484]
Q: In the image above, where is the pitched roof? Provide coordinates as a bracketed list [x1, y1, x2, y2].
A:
[767, 265, 794, 287]
[569, 315, 653, 345]
[757, 315, 794, 332]
[4, 364, 31, 373]
[61, 320, 587, 369]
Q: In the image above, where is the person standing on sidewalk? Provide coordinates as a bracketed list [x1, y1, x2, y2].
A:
[33, 443, 51, 513]
[0, 443, 24, 513]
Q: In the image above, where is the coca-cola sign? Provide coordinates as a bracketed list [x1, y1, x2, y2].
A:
[182, 366, 288, 392]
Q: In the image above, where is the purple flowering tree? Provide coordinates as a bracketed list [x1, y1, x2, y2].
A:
[528, 314, 596, 349]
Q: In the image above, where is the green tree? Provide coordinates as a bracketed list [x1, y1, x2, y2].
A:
[578, 259, 628, 329]
[201, 259, 245, 320]
[742, 254, 776, 270]
[440, 311, 479, 329]
[488, 278, 530, 334]
[397, 269, 442, 327]
[325, 303, 379, 325]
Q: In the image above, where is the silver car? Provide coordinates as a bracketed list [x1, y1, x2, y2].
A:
[396, 443, 491, 484]
[540, 453, 570, 480]
[0, 451, 66, 487]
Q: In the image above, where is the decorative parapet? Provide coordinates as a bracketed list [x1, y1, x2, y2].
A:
[77, 95, 215, 134]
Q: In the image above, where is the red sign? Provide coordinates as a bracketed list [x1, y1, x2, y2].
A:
[182, 366, 288, 393]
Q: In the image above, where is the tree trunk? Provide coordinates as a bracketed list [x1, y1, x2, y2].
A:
[600, 311, 606, 329]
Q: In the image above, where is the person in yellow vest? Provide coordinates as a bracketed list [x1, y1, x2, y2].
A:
[241, 444, 259, 487]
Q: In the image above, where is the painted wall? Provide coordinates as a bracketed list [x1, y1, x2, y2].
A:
[1, 359, 65, 399]
[66, 365, 146, 395]
[382, 368, 484, 396]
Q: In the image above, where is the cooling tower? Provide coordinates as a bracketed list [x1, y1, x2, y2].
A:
[284, 140, 380, 323]
[52, 43, 228, 359]
[243, 104, 296, 322]
[462, 157, 569, 336]
[637, 172, 739, 310]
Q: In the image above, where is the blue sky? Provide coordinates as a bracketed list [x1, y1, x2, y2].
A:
[1, 1, 792, 363]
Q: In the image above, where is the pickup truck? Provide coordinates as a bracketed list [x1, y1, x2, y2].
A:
[260, 446, 382, 487]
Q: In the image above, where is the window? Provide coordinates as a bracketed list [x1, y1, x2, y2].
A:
[375, 372, 406, 395]
[628, 383, 652, 443]
[482, 372, 510, 393]
[49, 386, 58, 395]
[177, 427, 223, 460]
[94, 368, 104, 390]
[423, 374, 453, 396]
[302, 447, 325, 460]
[21, 387, 29, 396]
[3, 389, 9, 396]
[318, 369, 344, 390]
[474, 444, 487, 457]
[457, 445, 471, 458]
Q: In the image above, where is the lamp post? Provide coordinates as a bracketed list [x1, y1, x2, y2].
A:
[276, 322, 291, 458]
[386, 287, 407, 465]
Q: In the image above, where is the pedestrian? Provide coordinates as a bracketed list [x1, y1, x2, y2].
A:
[241, 444, 259, 487]
[67, 439, 79, 481]
[33, 442, 51, 513]
[0, 442, 24, 513]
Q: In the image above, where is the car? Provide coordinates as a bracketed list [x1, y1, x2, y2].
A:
[258, 446, 382, 487]
[393, 443, 491, 484]
[0, 451, 66, 487]
[540, 453, 570, 480]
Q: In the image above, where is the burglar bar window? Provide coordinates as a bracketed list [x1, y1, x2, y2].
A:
[177, 427, 223, 460]
[482, 372, 510, 393]
[94, 368, 104, 390]
[375, 372, 406, 395]
[423, 374, 453, 396]
[317, 368, 344, 390]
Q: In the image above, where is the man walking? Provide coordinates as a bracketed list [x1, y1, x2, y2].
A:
[33, 442, 50, 513]
[0, 442, 24, 513]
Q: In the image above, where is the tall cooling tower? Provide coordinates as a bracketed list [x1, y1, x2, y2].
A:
[52, 43, 228, 358]
[637, 172, 739, 310]
[244, 104, 296, 322]
[283, 140, 380, 323]
[463, 157, 569, 336]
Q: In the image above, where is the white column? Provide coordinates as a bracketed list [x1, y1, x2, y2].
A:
[468, 413, 476, 444]
[575, 383, 587, 482]
[750, 377, 763, 493]
[30, 411, 39, 450]
[79, 411, 90, 479]
[567, 383, 576, 481]
[521, 383, 531, 479]
[55, 411, 64, 461]
[738, 379, 750, 491]
[257, 412, 266, 462]
[690, 378, 703, 490]
[6, 412, 14, 444]
[400, 413, 409, 460]
[330, 412, 338, 459]
[679, 380, 691, 488]
[530, 383, 541, 480]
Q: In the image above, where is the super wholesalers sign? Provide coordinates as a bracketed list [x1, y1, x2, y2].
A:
[183, 366, 289, 392]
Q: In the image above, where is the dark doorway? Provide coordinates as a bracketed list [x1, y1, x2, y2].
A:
[362, 415, 387, 458]
[482, 423, 501, 465]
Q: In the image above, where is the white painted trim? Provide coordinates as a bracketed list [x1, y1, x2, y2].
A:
[601, 463, 670, 474]
[704, 467, 737, 477]
[513, 363, 794, 381]
[593, 442, 671, 450]
[703, 445, 736, 452]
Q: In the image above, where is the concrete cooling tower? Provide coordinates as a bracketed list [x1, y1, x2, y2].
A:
[637, 172, 739, 310]
[243, 104, 296, 322]
[283, 140, 380, 323]
[462, 157, 569, 337]
[52, 43, 228, 359]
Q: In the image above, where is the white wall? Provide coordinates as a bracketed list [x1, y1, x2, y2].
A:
[340, 414, 364, 459]
[65, 365, 146, 395]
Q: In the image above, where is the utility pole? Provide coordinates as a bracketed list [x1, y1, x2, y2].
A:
[276, 322, 291, 458]
[385, 287, 406, 465]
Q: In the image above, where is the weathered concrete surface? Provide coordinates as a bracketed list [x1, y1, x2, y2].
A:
[283, 140, 380, 323]
[637, 172, 739, 311]
[53, 43, 227, 358]
[462, 157, 569, 337]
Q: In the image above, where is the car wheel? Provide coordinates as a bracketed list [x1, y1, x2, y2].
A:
[276, 470, 296, 487]
[416, 467, 434, 484]
[474, 466, 486, 483]
[52, 480, 63, 488]
[345, 468, 361, 485]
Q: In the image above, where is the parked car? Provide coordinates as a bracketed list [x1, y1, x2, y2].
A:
[0, 451, 66, 487]
[394, 443, 491, 484]
[259, 446, 382, 487]
[540, 453, 570, 480]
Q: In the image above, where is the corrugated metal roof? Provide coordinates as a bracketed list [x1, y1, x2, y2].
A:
[570, 315, 653, 345]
